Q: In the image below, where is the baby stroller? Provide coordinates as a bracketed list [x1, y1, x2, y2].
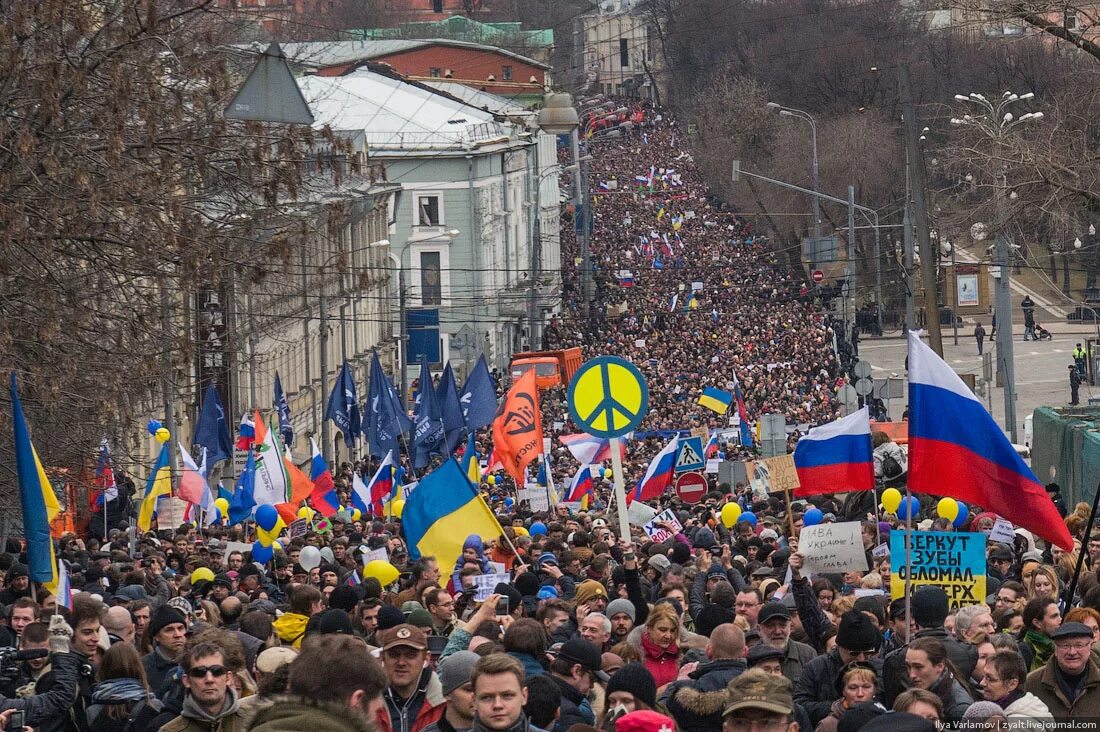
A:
[1035, 323, 1053, 341]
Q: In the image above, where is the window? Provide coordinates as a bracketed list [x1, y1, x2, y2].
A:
[420, 252, 442, 305]
[430, 67, 442, 78]
[502, 65, 513, 81]
[619, 39, 629, 68]
[417, 195, 441, 226]
[1065, 12, 1078, 29]
[432, 0, 443, 12]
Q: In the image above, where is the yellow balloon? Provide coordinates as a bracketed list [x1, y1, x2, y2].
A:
[214, 498, 230, 515]
[154, 427, 170, 443]
[937, 497, 959, 522]
[881, 488, 902, 513]
[351, 508, 362, 522]
[257, 526, 279, 547]
[513, 526, 529, 537]
[363, 560, 399, 586]
[390, 499, 405, 518]
[487, 475, 496, 485]
[190, 567, 215, 585]
[721, 503, 741, 529]
[297, 506, 315, 521]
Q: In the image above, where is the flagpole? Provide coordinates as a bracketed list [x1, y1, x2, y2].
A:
[610, 436, 631, 544]
[1065, 478, 1100, 608]
[904, 483, 913, 644]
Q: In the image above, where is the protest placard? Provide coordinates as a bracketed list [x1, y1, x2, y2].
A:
[363, 548, 389, 565]
[890, 531, 987, 609]
[798, 522, 868, 574]
[473, 573, 512, 602]
[288, 519, 308, 538]
[222, 541, 252, 562]
[528, 489, 550, 512]
[644, 509, 683, 543]
[989, 518, 1015, 545]
[745, 455, 800, 494]
[627, 500, 659, 526]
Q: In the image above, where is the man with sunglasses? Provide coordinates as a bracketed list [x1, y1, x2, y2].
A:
[160, 640, 248, 732]
[793, 610, 883, 725]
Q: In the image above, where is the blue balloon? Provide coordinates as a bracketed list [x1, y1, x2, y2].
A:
[146, 419, 162, 436]
[896, 496, 920, 521]
[741, 511, 757, 527]
[251, 541, 273, 564]
[803, 508, 824, 526]
[504, 497, 515, 508]
[530, 522, 547, 536]
[952, 501, 969, 528]
[255, 504, 279, 532]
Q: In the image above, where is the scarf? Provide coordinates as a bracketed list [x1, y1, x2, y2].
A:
[91, 678, 148, 705]
[182, 687, 240, 723]
[1025, 630, 1055, 670]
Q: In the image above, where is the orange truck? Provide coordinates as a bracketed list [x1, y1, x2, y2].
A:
[510, 347, 584, 389]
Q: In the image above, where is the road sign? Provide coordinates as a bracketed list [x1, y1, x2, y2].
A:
[567, 356, 649, 439]
[675, 472, 708, 504]
[837, 384, 860, 414]
[852, 360, 873, 379]
[812, 270, 825, 283]
[855, 378, 874, 396]
[675, 436, 705, 472]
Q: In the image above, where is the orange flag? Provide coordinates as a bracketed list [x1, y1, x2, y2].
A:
[253, 409, 268, 447]
[491, 369, 543, 485]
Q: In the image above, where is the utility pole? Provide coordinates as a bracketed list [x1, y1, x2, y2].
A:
[994, 174, 1018, 442]
[899, 63, 943, 356]
[159, 279, 179, 477]
[847, 185, 857, 344]
[904, 148, 915, 333]
[572, 130, 591, 318]
[319, 289, 330, 463]
[398, 268, 408, 411]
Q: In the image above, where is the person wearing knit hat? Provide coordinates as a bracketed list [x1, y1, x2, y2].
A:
[793, 611, 883, 726]
[572, 580, 608, 613]
[427, 650, 479, 732]
[614, 710, 677, 732]
[961, 700, 1006, 724]
[141, 605, 188, 692]
[606, 598, 636, 644]
[605, 662, 657, 712]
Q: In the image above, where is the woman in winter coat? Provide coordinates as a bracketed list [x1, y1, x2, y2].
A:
[638, 603, 681, 689]
[814, 664, 877, 732]
[904, 637, 974, 724]
[86, 643, 163, 732]
[872, 431, 906, 486]
[979, 649, 1053, 722]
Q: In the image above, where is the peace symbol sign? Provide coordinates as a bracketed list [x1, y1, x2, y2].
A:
[567, 356, 649, 438]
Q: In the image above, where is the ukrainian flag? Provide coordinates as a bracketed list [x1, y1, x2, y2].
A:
[403, 458, 502, 578]
[460, 433, 481, 484]
[698, 386, 734, 414]
[10, 374, 60, 591]
[138, 443, 171, 532]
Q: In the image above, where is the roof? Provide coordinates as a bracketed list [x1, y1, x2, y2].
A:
[245, 39, 552, 72]
[353, 16, 554, 49]
[297, 69, 524, 154]
[421, 80, 535, 118]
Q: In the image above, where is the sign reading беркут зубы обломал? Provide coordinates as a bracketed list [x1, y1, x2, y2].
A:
[890, 531, 987, 609]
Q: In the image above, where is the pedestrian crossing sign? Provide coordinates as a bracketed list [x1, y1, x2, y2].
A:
[675, 436, 705, 472]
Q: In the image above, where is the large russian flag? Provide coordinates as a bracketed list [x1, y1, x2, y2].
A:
[908, 331, 1073, 550]
[630, 436, 679, 504]
[793, 407, 874, 496]
[308, 438, 338, 518]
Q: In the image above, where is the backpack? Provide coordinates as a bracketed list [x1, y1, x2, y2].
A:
[882, 452, 904, 480]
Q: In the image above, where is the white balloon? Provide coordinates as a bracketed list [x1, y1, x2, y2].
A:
[299, 546, 322, 571]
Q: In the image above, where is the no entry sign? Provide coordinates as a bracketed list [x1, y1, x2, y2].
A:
[675, 471, 708, 504]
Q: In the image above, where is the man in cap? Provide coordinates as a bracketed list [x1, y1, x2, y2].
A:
[882, 586, 978, 706]
[1026, 621, 1100, 719]
[987, 546, 1014, 583]
[746, 644, 785, 676]
[606, 599, 636, 645]
[756, 601, 816, 683]
[375, 623, 445, 732]
[547, 638, 607, 732]
[142, 604, 188, 694]
[722, 668, 799, 732]
[423, 651, 479, 732]
[794, 610, 883, 725]
[663, 624, 747, 732]
[573, 580, 608, 619]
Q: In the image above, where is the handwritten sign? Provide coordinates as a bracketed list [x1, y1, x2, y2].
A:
[473, 573, 512, 602]
[288, 519, 308, 538]
[528, 489, 550, 512]
[989, 518, 1015, 545]
[363, 548, 389, 565]
[644, 509, 683, 543]
[798, 521, 867, 574]
[745, 455, 800, 494]
[891, 531, 987, 609]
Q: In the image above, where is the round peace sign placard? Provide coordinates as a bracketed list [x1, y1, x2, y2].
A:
[567, 356, 649, 438]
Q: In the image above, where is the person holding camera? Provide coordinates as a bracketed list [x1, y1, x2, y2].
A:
[0, 616, 84, 731]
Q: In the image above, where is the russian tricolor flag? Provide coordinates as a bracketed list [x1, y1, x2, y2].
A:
[354, 451, 395, 517]
[308, 438, 338, 518]
[566, 467, 594, 503]
[559, 433, 627, 466]
[630, 436, 679, 504]
[704, 432, 719, 458]
[236, 414, 256, 451]
[907, 332, 1073, 550]
[793, 407, 874, 496]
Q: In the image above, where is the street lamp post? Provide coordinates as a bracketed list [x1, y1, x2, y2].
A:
[768, 102, 821, 243]
[942, 238, 959, 346]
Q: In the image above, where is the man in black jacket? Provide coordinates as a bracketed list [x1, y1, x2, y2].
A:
[0, 616, 84, 730]
[663, 624, 746, 732]
[793, 610, 883, 725]
[547, 639, 606, 732]
[881, 586, 978, 707]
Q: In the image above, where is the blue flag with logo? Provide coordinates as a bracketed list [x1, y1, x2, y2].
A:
[193, 383, 232, 467]
[459, 355, 497, 431]
[366, 352, 411, 457]
[228, 449, 256, 525]
[325, 361, 361, 448]
[437, 362, 466, 454]
[412, 361, 445, 469]
[274, 372, 293, 448]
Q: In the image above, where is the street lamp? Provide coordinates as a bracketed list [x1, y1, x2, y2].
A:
[768, 102, 822, 243]
[941, 238, 959, 345]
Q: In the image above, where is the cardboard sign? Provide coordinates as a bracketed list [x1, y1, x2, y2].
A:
[644, 509, 683, 543]
[222, 541, 252, 562]
[705, 459, 720, 474]
[798, 521, 868, 574]
[363, 548, 389, 565]
[989, 518, 1015, 545]
[890, 531, 987, 609]
[872, 543, 890, 559]
[745, 454, 800, 494]
[473, 573, 512, 602]
[528, 489, 550, 512]
[627, 500, 659, 526]
[288, 519, 308, 538]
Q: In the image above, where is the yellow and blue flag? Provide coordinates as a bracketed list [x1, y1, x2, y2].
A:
[138, 443, 171, 532]
[460, 433, 481, 484]
[403, 458, 502, 577]
[698, 386, 733, 414]
[10, 374, 60, 588]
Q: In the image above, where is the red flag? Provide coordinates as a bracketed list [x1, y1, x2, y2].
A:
[491, 370, 543, 485]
